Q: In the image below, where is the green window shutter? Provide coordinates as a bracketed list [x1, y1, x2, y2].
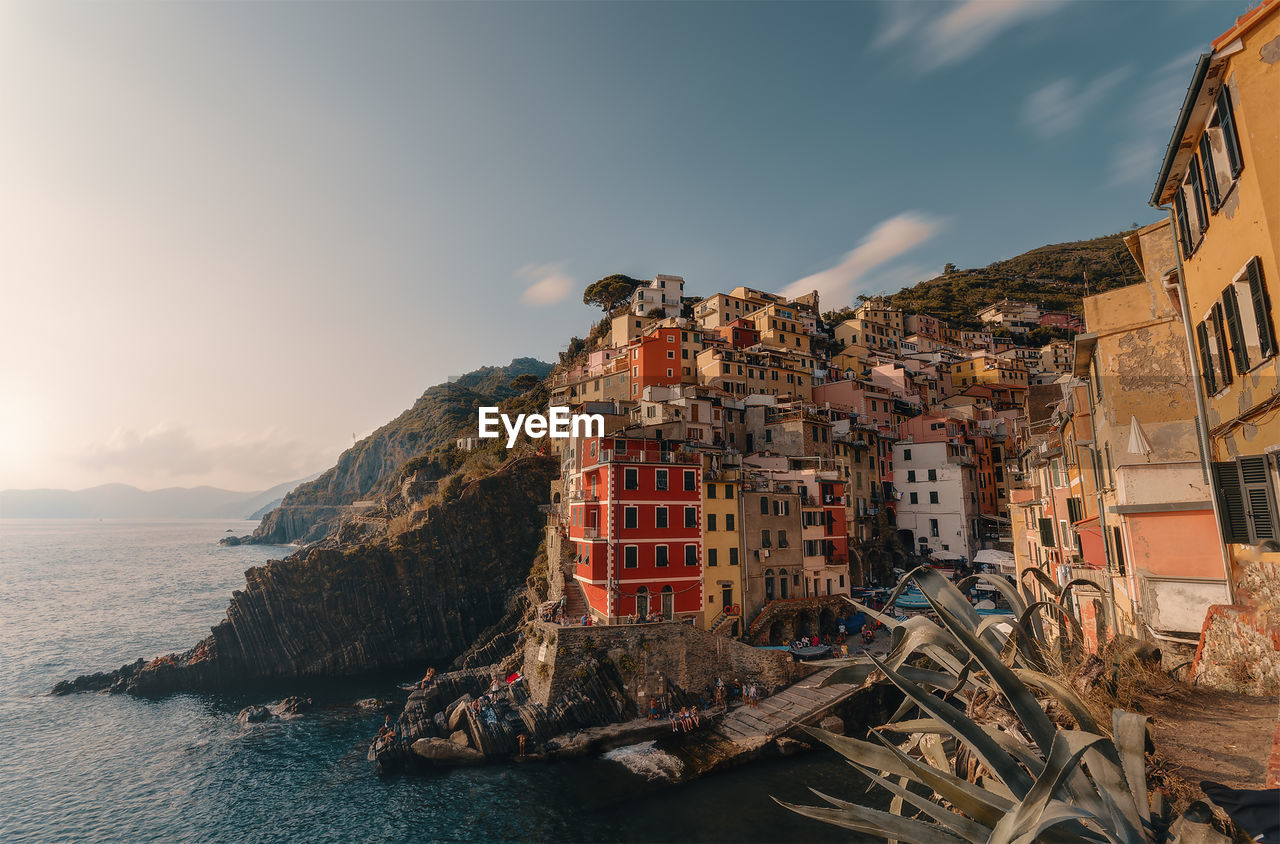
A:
[1200, 135, 1221, 210]
[1211, 462, 1249, 543]
[1246, 258, 1276, 359]
[1221, 285, 1250, 374]
[1218, 87, 1243, 177]
[1239, 455, 1277, 542]
[1038, 518, 1055, 548]
[1174, 192, 1192, 258]
[1196, 321, 1217, 395]
[1189, 162, 1209, 233]
[1211, 303, 1234, 386]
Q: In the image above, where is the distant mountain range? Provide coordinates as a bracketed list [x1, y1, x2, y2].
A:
[0, 476, 317, 520]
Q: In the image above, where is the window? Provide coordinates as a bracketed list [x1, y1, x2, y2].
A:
[928, 469, 937, 482]
[729, 547, 739, 566]
[929, 491, 939, 504]
[616, 439, 627, 454]
[1224, 258, 1278, 370]
[708, 547, 718, 566]
[624, 468, 638, 490]
[684, 470, 696, 491]
[761, 529, 771, 548]
[655, 507, 668, 529]
[725, 513, 735, 531]
[707, 514, 717, 531]
[1200, 87, 1243, 213]
[903, 448, 912, 461]
[655, 545, 669, 567]
[655, 469, 668, 491]
[624, 507, 638, 529]
[929, 519, 939, 538]
[765, 569, 775, 601]
[1212, 456, 1278, 545]
[1111, 527, 1126, 576]
[773, 500, 790, 516]
[909, 492, 918, 504]
[760, 496, 769, 515]
[707, 484, 717, 499]
[725, 485, 734, 499]
[624, 546, 638, 568]
[684, 507, 697, 528]
[685, 544, 698, 566]
[778, 530, 789, 548]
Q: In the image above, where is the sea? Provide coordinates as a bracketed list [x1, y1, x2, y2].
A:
[0, 519, 880, 843]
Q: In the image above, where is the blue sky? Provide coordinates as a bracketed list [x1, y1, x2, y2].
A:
[0, 0, 1246, 490]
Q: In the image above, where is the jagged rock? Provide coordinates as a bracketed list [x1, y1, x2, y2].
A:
[237, 705, 274, 725]
[410, 738, 485, 765]
[449, 730, 470, 747]
[446, 695, 473, 732]
[775, 736, 811, 756]
[819, 715, 845, 735]
[271, 696, 312, 717]
[54, 457, 557, 696]
[354, 698, 388, 710]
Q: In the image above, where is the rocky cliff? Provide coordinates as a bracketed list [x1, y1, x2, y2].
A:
[54, 456, 558, 696]
[241, 358, 552, 545]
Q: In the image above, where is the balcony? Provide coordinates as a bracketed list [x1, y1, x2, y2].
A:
[569, 490, 599, 502]
[582, 527, 599, 539]
[598, 449, 700, 465]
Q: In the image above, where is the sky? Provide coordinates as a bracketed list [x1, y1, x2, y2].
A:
[0, 0, 1247, 492]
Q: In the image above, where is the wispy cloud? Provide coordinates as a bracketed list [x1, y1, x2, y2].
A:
[78, 424, 328, 489]
[875, 0, 1070, 71]
[518, 263, 573, 306]
[782, 212, 945, 306]
[1023, 67, 1131, 139]
[1106, 46, 1205, 187]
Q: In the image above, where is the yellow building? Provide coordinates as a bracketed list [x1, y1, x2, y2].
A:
[746, 302, 810, 353]
[1151, 0, 1279, 694]
[696, 346, 816, 401]
[702, 467, 745, 637]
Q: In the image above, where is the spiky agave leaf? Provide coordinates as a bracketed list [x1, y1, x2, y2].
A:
[834, 770, 994, 843]
[801, 727, 1015, 827]
[956, 572, 1031, 617]
[926, 593, 1113, 824]
[773, 796, 971, 843]
[1012, 668, 1101, 733]
[1111, 710, 1153, 833]
[987, 730, 1115, 844]
[867, 653, 1037, 797]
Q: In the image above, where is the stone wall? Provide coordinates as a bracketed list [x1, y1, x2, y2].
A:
[522, 620, 799, 709]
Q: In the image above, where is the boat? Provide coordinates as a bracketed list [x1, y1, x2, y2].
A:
[788, 644, 833, 660]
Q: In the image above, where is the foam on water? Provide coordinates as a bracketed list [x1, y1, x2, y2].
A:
[602, 740, 684, 782]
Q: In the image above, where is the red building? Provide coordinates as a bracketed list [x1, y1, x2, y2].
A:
[819, 480, 849, 570]
[567, 436, 703, 621]
[628, 327, 686, 399]
[714, 318, 761, 349]
[1038, 311, 1083, 332]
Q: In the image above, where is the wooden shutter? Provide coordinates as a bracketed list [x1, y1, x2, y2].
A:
[1221, 285, 1250, 374]
[1218, 87, 1243, 177]
[1196, 321, 1217, 395]
[1174, 192, 1192, 258]
[1212, 461, 1249, 543]
[1189, 164, 1209, 234]
[1039, 518, 1055, 548]
[1239, 455, 1277, 542]
[1211, 303, 1233, 386]
[1246, 258, 1276, 359]
[1200, 135, 1221, 210]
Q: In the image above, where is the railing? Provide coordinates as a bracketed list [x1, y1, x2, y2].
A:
[582, 527, 599, 539]
[597, 449, 700, 465]
[568, 490, 599, 502]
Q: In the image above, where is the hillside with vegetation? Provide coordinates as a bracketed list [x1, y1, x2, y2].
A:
[881, 229, 1142, 326]
[242, 357, 552, 543]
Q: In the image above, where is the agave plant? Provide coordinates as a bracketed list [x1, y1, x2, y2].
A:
[775, 567, 1230, 843]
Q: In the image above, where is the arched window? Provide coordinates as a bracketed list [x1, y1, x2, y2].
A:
[779, 568, 790, 599]
[635, 586, 649, 618]
[660, 585, 674, 619]
[552, 492, 561, 505]
[764, 569, 775, 601]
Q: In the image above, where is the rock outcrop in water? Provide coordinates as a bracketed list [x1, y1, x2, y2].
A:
[53, 456, 558, 696]
[231, 358, 552, 545]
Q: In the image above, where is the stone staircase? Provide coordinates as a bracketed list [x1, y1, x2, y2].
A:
[559, 553, 589, 620]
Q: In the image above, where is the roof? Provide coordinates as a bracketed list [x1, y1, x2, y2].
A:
[1151, 0, 1280, 205]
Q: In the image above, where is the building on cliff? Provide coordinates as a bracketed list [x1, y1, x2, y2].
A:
[1148, 0, 1280, 693]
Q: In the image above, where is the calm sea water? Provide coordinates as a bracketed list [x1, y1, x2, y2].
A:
[0, 519, 877, 843]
